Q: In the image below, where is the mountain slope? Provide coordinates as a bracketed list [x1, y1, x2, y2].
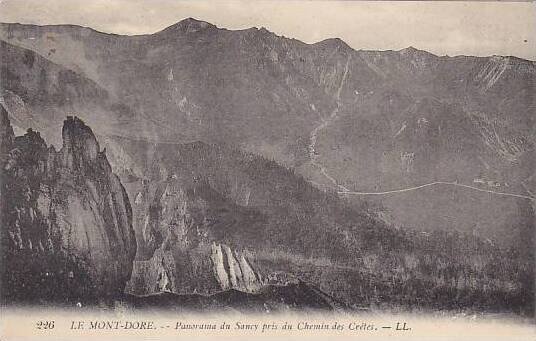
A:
[1, 19, 533, 190]
[0, 39, 165, 147]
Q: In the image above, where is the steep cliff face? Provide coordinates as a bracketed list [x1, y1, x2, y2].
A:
[210, 242, 262, 293]
[126, 241, 263, 296]
[124, 175, 263, 296]
[0, 110, 136, 303]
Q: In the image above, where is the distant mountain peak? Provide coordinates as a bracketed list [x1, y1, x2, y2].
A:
[159, 17, 215, 34]
[398, 46, 437, 59]
[179, 17, 212, 26]
[314, 37, 352, 52]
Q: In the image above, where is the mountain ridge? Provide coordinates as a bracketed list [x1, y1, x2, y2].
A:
[1, 18, 534, 62]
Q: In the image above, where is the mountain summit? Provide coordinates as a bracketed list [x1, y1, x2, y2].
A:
[158, 17, 216, 35]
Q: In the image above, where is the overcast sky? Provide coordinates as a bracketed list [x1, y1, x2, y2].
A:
[0, 0, 534, 60]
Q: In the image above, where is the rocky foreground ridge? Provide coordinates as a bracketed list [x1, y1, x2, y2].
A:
[0, 109, 336, 310]
[0, 106, 136, 302]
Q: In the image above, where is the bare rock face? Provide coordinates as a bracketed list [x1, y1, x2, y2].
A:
[124, 176, 263, 296]
[0, 110, 136, 303]
[127, 241, 263, 296]
[210, 242, 262, 293]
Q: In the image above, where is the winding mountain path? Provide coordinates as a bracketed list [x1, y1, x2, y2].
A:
[338, 181, 535, 201]
[307, 54, 351, 192]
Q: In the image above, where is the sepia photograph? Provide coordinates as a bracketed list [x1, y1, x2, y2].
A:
[0, 0, 534, 340]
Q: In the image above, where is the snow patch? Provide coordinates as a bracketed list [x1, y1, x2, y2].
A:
[475, 57, 509, 92]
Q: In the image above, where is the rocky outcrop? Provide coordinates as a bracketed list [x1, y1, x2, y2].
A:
[123, 173, 263, 297]
[0, 111, 136, 303]
[126, 241, 263, 296]
[210, 242, 262, 293]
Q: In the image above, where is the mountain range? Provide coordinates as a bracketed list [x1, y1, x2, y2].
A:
[0, 18, 534, 313]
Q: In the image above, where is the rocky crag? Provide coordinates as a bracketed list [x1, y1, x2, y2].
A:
[0, 107, 136, 303]
[125, 174, 264, 296]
